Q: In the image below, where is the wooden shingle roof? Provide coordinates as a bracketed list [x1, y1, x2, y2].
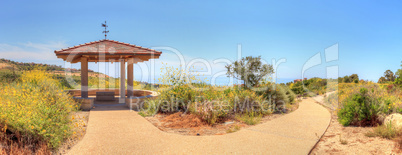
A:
[54, 39, 162, 63]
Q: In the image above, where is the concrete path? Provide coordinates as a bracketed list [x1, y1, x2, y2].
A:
[67, 98, 330, 155]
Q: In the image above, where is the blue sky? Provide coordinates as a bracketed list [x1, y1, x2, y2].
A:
[1, 0, 402, 84]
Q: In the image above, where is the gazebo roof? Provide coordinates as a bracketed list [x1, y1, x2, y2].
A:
[54, 39, 162, 63]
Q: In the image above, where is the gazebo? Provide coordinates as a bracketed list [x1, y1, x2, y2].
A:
[55, 39, 161, 108]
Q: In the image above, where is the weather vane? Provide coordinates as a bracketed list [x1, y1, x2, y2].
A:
[102, 21, 109, 40]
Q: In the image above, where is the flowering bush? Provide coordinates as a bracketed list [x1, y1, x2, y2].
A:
[335, 82, 402, 126]
[142, 65, 294, 125]
[0, 69, 78, 149]
[338, 88, 382, 126]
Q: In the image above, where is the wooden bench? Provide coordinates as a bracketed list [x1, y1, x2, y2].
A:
[96, 92, 115, 101]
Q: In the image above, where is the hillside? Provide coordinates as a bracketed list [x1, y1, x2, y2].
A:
[0, 58, 109, 78]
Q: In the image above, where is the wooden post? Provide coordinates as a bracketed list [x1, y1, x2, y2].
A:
[120, 59, 126, 100]
[127, 58, 134, 97]
[81, 57, 88, 98]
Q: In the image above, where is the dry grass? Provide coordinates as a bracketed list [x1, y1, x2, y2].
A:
[339, 134, 348, 145]
[226, 125, 241, 133]
[366, 123, 402, 140]
[235, 114, 262, 125]
[0, 128, 50, 155]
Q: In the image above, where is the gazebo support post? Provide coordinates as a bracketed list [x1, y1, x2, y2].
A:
[127, 58, 134, 98]
[81, 57, 88, 98]
[120, 59, 126, 103]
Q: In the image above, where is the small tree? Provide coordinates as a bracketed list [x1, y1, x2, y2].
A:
[349, 74, 359, 83]
[378, 77, 386, 83]
[338, 77, 343, 83]
[384, 70, 396, 82]
[226, 56, 274, 88]
[343, 76, 351, 83]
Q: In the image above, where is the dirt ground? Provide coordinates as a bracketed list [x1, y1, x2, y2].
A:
[54, 111, 89, 155]
[311, 101, 401, 155]
[144, 102, 299, 136]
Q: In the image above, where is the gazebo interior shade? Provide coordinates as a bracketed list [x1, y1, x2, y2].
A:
[54, 39, 162, 63]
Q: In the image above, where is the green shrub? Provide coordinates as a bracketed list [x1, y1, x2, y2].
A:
[288, 78, 342, 95]
[0, 69, 78, 149]
[259, 84, 291, 111]
[290, 83, 305, 95]
[0, 70, 20, 83]
[275, 85, 290, 105]
[283, 86, 296, 104]
[337, 88, 382, 126]
[231, 87, 269, 115]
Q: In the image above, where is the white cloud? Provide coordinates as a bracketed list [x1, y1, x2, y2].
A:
[0, 41, 68, 61]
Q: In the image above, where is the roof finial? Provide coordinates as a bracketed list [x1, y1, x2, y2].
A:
[102, 21, 109, 40]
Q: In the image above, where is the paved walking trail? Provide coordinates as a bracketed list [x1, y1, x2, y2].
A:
[68, 97, 330, 155]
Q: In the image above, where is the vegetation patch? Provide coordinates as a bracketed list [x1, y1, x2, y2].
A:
[335, 81, 402, 127]
[141, 63, 297, 127]
[226, 125, 241, 133]
[338, 87, 381, 126]
[236, 113, 262, 125]
[0, 68, 79, 153]
[140, 57, 300, 135]
[366, 123, 402, 139]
